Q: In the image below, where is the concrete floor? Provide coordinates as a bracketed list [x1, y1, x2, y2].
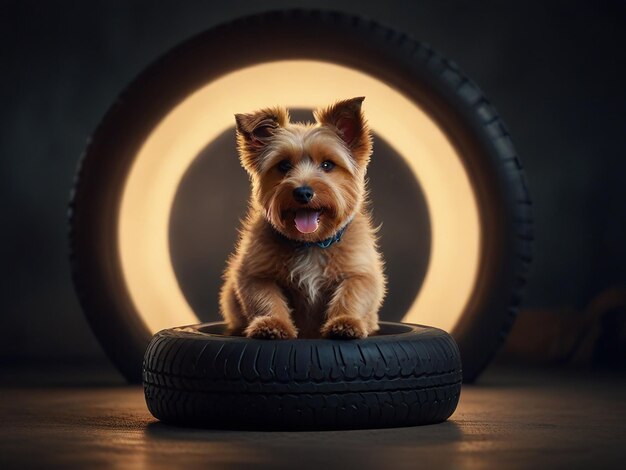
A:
[1, 366, 625, 469]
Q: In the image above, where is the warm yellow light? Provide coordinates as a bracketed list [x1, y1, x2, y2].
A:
[119, 60, 481, 334]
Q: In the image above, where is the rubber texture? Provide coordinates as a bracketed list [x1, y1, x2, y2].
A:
[143, 322, 462, 430]
[69, 9, 532, 384]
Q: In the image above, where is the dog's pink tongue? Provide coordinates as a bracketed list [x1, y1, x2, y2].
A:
[294, 210, 320, 233]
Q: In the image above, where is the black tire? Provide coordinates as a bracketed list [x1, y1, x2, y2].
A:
[143, 321, 462, 430]
[69, 10, 532, 384]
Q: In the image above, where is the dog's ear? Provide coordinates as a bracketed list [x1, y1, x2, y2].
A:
[235, 107, 289, 171]
[314, 97, 372, 164]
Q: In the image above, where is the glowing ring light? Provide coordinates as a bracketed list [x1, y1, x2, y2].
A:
[120, 60, 479, 335]
[69, 11, 532, 383]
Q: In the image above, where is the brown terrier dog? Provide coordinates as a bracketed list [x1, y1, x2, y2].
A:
[220, 97, 386, 339]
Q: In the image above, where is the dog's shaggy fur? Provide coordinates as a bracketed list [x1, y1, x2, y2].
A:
[220, 97, 386, 339]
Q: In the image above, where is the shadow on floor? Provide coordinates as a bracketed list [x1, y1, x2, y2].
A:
[142, 420, 465, 468]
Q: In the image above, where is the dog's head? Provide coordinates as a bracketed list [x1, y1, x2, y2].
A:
[235, 97, 373, 242]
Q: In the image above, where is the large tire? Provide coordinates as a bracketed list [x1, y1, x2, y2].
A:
[143, 322, 462, 430]
[69, 10, 532, 384]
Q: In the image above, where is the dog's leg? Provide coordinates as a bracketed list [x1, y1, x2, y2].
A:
[219, 277, 246, 335]
[237, 278, 298, 339]
[321, 274, 383, 339]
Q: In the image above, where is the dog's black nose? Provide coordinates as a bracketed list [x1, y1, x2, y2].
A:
[293, 186, 314, 204]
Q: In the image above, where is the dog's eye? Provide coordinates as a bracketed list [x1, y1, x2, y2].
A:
[277, 160, 292, 173]
[320, 160, 335, 172]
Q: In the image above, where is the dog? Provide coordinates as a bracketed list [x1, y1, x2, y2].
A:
[219, 97, 386, 339]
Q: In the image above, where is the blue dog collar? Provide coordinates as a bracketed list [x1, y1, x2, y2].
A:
[300, 222, 350, 249]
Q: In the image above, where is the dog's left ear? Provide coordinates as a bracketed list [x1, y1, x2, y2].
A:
[314, 96, 372, 164]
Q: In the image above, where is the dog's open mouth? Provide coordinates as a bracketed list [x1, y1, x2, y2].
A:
[294, 209, 322, 234]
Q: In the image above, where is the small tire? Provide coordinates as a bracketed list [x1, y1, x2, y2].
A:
[143, 321, 462, 430]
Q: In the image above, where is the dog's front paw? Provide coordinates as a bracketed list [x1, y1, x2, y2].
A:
[245, 316, 297, 340]
[321, 315, 367, 339]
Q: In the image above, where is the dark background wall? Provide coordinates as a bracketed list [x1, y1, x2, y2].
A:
[2, 0, 625, 366]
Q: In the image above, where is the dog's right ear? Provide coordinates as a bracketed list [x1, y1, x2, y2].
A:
[235, 107, 289, 171]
